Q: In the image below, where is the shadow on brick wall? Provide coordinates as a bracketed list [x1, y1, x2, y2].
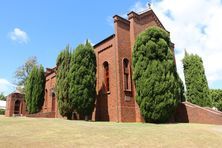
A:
[174, 102, 189, 123]
[95, 83, 109, 121]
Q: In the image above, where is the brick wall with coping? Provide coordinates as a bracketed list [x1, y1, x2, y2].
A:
[174, 102, 222, 125]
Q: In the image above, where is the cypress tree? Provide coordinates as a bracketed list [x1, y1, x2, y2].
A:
[36, 65, 45, 111]
[25, 65, 36, 113]
[25, 65, 45, 114]
[132, 27, 184, 123]
[210, 89, 222, 111]
[69, 40, 96, 120]
[182, 53, 211, 107]
[56, 45, 73, 119]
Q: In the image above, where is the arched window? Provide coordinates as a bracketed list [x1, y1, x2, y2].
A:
[52, 92, 55, 98]
[51, 88, 55, 112]
[45, 89, 48, 109]
[123, 58, 131, 91]
[103, 61, 110, 92]
[51, 88, 55, 98]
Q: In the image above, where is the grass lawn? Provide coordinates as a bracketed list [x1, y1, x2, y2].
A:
[0, 115, 222, 148]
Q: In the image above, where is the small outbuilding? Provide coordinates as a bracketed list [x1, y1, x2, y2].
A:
[5, 90, 26, 117]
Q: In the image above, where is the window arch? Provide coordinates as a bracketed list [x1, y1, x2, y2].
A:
[51, 88, 55, 112]
[123, 58, 131, 91]
[45, 89, 48, 109]
[103, 61, 110, 92]
[51, 88, 55, 98]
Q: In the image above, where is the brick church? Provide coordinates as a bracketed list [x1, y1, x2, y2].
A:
[43, 8, 168, 122]
[5, 8, 222, 124]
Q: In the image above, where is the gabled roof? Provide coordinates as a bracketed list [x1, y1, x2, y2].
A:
[93, 34, 115, 48]
[93, 9, 168, 49]
[127, 9, 166, 30]
[45, 67, 56, 77]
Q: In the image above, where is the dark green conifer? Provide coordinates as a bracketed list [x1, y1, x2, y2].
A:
[56, 46, 73, 119]
[133, 27, 184, 123]
[69, 40, 96, 120]
[183, 53, 211, 107]
[25, 65, 45, 114]
[210, 89, 222, 111]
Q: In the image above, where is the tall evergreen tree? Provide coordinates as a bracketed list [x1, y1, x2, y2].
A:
[25, 65, 45, 113]
[35, 65, 45, 111]
[56, 45, 73, 119]
[182, 52, 211, 107]
[132, 27, 184, 123]
[210, 89, 222, 111]
[25, 65, 37, 113]
[69, 40, 96, 120]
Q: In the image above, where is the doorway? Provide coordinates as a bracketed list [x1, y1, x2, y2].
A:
[14, 100, 21, 114]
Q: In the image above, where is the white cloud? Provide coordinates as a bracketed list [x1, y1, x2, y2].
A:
[0, 79, 16, 96]
[129, 0, 222, 88]
[9, 28, 29, 44]
[130, 1, 148, 13]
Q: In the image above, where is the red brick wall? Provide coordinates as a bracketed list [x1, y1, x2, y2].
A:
[93, 37, 120, 122]
[43, 72, 55, 112]
[114, 16, 139, 122]
[43, 71, 60, 118]
[27, 111, 55, 118]
[175, 102, 222, 125]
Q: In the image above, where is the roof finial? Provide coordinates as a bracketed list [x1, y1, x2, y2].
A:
[148, 1, 152, 9]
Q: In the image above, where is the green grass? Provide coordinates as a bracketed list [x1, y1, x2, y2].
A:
[0, 115, 222, 148]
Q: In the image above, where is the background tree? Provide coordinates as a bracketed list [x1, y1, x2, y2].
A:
[132, 27, 184, 123]
[0, 93, 6, 101]
[69, 41, 96, 120]
[25, 66, 36, 113]
[56, 45, 73, 119]
[210, 89, 222, 111]
[182, 52, 211, 107]
[25, 65, 45, 113]
[15, 56, 38, 92]
[35, 65, 45, 111]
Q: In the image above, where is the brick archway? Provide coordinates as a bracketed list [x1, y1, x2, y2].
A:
[14, 100, 21, 114]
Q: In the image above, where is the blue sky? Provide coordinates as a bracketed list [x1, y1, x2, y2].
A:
[0, 0, 141, 94]
[1, 0, 222, 95]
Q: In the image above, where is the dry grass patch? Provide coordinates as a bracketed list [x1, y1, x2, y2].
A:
[0, 115, 222, 148]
